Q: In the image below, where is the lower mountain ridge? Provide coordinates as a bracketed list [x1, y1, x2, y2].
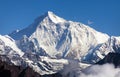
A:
[0, 56, 41, 77]
[1, 52, 120, 77]
[0, 56, 63, 77]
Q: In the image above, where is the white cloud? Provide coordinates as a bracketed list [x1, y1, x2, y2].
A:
[79, 64, 120, 77]
[61, 61, 120, 77]
[88, 20, 94, 25]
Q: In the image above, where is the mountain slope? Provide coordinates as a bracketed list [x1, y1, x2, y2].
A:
[9, 11, 109, 62]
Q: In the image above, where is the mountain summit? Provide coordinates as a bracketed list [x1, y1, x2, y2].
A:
[44, 11, 66, 23]
[9, 11, 66, 40]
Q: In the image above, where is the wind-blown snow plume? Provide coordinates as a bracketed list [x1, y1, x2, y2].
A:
[79, 64, 120, 77]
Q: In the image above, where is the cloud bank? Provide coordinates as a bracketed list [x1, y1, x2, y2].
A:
[79, 64, 120, 77]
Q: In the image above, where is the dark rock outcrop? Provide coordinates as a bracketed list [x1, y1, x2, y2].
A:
[96, 52, 120, 67]
[42, 73, 62, 77]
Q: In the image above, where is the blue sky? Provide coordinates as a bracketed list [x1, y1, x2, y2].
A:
[0, 0, 120, 36]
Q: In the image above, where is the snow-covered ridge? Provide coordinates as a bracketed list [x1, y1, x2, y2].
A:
[0, 35, 24, 57]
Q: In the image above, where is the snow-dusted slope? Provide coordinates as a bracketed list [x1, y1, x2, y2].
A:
[82, 36, 120, 63]
[0, 35, 24, 57]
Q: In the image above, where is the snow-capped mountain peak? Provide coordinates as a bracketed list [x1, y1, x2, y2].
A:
[1, 11, 120, 76]
[9, 11, 110, 60]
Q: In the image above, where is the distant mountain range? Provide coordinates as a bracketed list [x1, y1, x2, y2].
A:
[0, 11, 120, 77]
